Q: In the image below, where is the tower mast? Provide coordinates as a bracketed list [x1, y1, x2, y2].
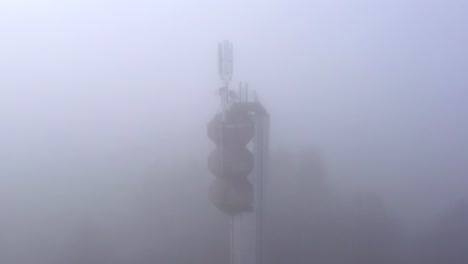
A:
[208, 41, 270, 264]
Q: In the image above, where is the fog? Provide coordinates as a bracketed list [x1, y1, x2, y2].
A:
[0, 0, 468, 263]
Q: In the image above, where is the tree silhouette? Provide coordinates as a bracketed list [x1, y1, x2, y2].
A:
[418, 199, 468, 264]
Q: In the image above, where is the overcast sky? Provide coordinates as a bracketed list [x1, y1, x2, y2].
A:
[0, 0, 467, 227]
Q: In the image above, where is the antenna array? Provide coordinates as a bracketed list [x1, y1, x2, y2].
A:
[218, 40, 233, 86]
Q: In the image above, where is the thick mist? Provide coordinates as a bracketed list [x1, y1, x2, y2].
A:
[0, 0, 468, 263]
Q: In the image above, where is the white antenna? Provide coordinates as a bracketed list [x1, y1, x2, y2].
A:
[218, 40, 233, 84]
[218, 40, 234, 108]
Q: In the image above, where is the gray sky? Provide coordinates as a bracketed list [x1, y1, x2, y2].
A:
[0, 0, 468, 228]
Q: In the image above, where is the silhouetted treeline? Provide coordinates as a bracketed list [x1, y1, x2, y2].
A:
[17, 150, 468, 264]
[265, 150, 468, 264]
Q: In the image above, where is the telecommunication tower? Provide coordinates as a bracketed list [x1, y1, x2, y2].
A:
[207, 41, 270, 264]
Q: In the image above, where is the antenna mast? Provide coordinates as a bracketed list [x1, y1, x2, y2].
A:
[209, 41, 270, 264]
[218, 40, 234, 109]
